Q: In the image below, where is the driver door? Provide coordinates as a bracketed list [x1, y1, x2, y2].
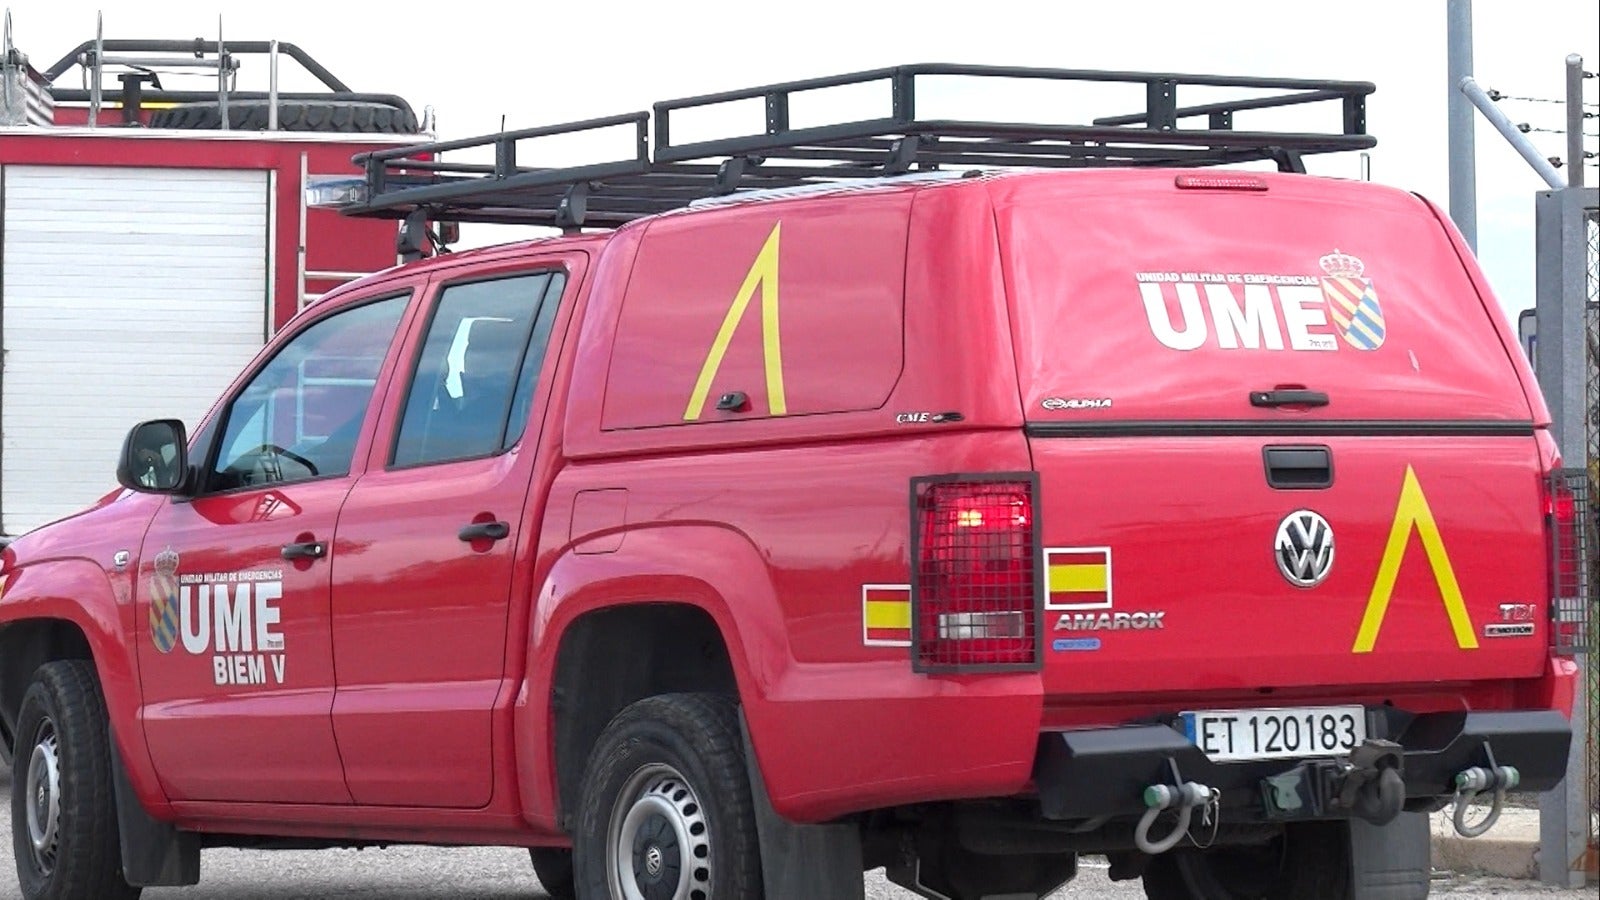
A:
[135, 290, 413, 803]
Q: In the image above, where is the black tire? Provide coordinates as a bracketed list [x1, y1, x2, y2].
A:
[10, 660, 140, 900]
[1142, 823, 1351, 900]
[148, 100, 420, 134]
[530, 847, 576, 900]
[573, 693, 763, 900]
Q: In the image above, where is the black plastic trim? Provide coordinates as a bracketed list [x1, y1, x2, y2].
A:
[1033, 709, 1571, 822]
[1025, 420, 1537, 439]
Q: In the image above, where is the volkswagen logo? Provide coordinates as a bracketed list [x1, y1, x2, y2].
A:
[1274, 510, 1335, 588]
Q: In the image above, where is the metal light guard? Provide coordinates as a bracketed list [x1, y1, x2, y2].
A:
[1550, 469, 1594, 656]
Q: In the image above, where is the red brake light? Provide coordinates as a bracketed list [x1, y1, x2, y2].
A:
[1544, 471, 1592, 657]
[910, 475, 1042, 672]
[1174, 174, 1269, 191]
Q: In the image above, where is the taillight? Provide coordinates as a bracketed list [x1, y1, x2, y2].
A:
[1544, 470, 1592, 657]
[0, 541, 14, 597]
[910, 474, 1042, 673]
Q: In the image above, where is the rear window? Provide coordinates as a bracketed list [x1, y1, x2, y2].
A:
[993, 178, 1532, 423]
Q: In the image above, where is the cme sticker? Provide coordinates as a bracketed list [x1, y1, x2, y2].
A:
[862, 584, 912, 647]
[1136, 248, 1387, 354]
[146, 546, 290, 685]
[1352, 466, 1478, 653]
[894, 411, 964, 424]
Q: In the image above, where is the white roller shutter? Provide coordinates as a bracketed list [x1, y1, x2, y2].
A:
[2, 166, 269, 535]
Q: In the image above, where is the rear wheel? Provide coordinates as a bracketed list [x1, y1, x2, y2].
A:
[1142, 823, 1350, 900]
[10, 660, 140, 900]
[573, 693, 763, 900]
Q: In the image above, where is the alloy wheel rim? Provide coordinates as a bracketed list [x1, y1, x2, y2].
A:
[24, 718, 61, 876]
[607, 763, 712, 900]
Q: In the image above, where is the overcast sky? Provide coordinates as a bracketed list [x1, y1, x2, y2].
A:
[13, 0, 1599, 320]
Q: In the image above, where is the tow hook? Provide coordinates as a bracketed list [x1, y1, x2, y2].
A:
[1451, 743, 1520, 838]
[1135, 761, 1219, 855]
[1334, 739, 1406, 826]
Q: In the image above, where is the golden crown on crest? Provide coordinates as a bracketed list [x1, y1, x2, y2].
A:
[1319, 248, 1365, 279]
[153, 546, 180, 576]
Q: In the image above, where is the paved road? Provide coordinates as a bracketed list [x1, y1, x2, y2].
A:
[0, 770, 1591, 899]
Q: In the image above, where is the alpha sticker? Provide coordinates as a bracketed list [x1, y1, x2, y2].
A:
[148, 547, 289, 686]
[1351, 466, 1478, 653]
[1042, 397, 1113, 411]
[1137, 249, 1386, 353]
[862, 584, 912, 647]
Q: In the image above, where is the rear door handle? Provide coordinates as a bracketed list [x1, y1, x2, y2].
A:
[1250, 389, 1330, 408]
[458, 520, 510, 542]
[1264, 446, 1334, 490]
[281, 540, 327, 560]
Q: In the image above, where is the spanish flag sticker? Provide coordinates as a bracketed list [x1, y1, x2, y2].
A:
[862, 584, 912, 647]
[1046, 547, 1112, 610]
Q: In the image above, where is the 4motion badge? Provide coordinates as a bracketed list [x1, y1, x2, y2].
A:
[1275, 510, 1334, 588]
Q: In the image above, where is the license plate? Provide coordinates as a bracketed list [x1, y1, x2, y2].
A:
[1180, 705, 1367, 762]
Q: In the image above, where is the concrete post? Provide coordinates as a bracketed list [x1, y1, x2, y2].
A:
[1533, 186, 1598, 888]
[1447, 0, 1477, 250]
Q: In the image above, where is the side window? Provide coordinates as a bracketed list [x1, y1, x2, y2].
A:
[391, 271, 565, 468]
[210, 295, 409, 491]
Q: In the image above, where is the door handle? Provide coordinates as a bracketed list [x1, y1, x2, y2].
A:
[1263, 446, 1334, 490]
[458, 520, 511, 542]
[1250, 389, 1330, 408]
[281, 540, 327, 560]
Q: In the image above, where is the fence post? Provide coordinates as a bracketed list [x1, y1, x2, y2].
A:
[1534, 186, 1599, 887]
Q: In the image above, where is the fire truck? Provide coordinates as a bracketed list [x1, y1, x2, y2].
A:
[0, 18, 421, 537]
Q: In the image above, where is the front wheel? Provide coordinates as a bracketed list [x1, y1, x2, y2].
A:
[10, 660, 140, 900]
[573, 693, 763, 900]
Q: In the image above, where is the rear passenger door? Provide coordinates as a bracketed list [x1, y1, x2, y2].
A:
[329, 256, 579, 807]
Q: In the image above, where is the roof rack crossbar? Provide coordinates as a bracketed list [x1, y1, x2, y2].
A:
[337, 62, 1376, 226]
[1092, 87, 1356, 127]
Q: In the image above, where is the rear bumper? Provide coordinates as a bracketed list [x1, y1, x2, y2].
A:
[1035, 708, 1571, 821]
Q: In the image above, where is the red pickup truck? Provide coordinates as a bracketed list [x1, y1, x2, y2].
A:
[0, 65, 1587, 900]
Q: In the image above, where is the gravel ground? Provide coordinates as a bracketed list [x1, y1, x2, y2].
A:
[0, 770, 1592, 899]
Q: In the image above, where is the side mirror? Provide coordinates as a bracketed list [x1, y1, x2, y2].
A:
[117, 419, 189, 494]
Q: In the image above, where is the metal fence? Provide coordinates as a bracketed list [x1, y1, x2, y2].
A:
[1586, 207, 1598, 874]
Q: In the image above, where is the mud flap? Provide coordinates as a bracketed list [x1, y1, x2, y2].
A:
[110, 738, 200, 887]
[1349, 811, 1430, 900]
[741, 717, 865, 900]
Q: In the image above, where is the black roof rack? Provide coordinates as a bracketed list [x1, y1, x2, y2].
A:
[340, 63, 1376, 230]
